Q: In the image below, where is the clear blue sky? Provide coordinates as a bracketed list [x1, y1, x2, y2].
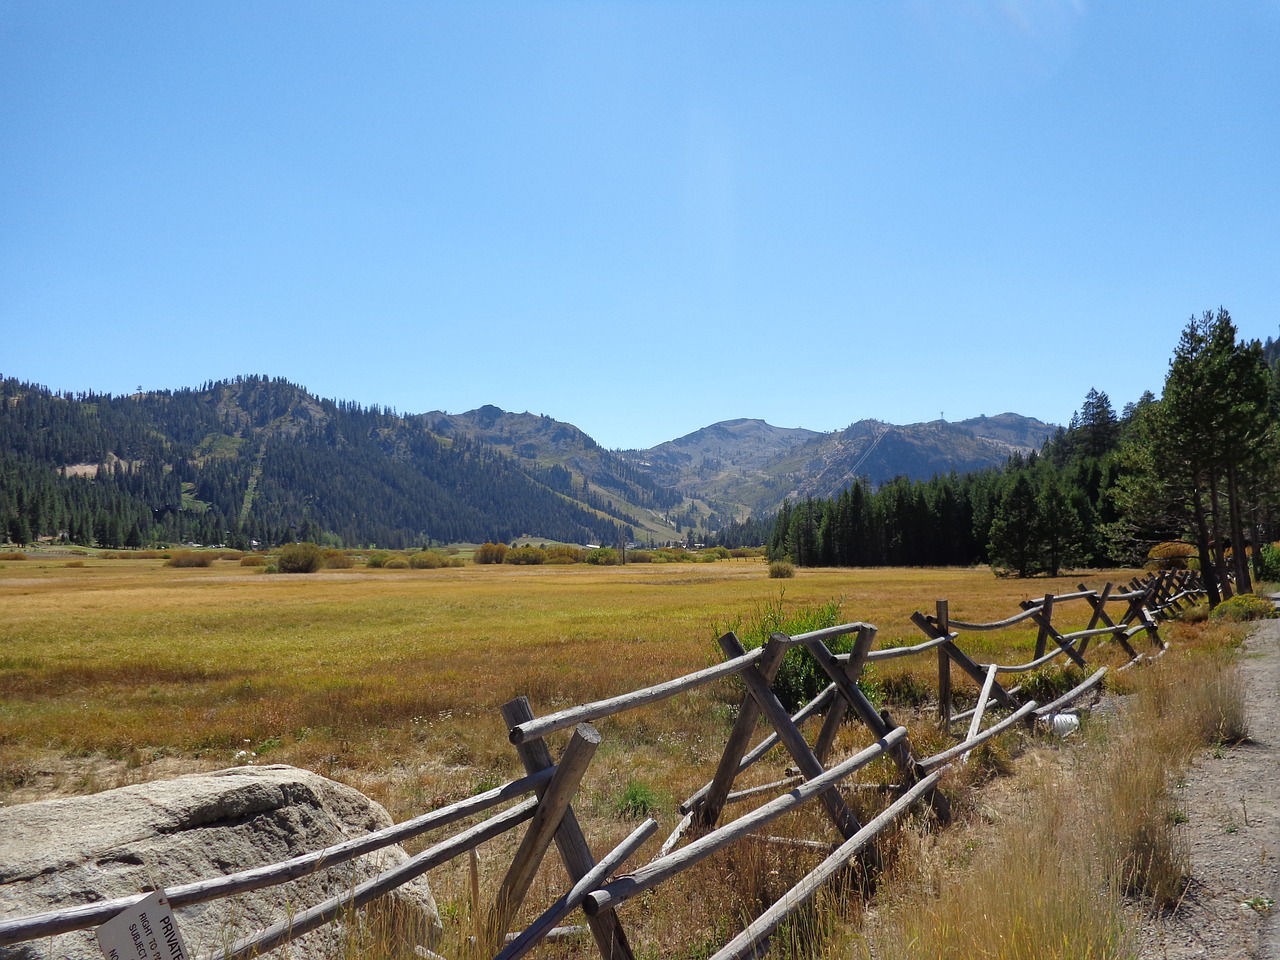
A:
[3, 2, 1277, 449]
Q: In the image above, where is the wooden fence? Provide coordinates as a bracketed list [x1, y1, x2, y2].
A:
[0, 572, 1205, 960]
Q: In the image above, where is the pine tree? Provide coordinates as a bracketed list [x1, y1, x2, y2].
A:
[988, 474, 1041, 577]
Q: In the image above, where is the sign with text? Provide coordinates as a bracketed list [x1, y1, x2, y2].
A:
[96, 891, 189, 960]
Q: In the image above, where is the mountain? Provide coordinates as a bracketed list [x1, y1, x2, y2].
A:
[420, 406, 684, 540]
[0, 377, 632, 549]
[623, 413, 1055, 518]
[0, 373, 1057, 549]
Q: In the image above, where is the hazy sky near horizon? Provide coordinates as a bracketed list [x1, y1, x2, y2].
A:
[3, 2, 1277, 449]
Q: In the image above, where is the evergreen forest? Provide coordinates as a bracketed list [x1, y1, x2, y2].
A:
[724, 310, 1280, 601]
[0, 376, 629, 550]
[3, 309, 1277, 606]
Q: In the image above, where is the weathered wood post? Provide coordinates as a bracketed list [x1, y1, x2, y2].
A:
[489, 723, 601, 949]
[693, 637, 789, 830]
[936, 599, 952, 729]
[501, 698, 635, 960]
[716, 632, 864, 842]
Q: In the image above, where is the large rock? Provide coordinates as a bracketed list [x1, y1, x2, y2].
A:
[0, 765, 440, 960]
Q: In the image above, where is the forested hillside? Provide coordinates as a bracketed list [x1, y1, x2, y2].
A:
[421, 406, 690, 541]
[744, 311, 1280, 598]
[0, 377, 629, 549]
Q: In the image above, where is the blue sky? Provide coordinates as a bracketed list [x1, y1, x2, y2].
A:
[3, 2, 1277, 449]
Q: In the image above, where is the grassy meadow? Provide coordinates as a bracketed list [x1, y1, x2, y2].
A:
[5, 553, 1191, 957]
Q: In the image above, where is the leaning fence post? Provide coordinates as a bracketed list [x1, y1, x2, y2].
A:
[501, 697, 635, 960]
[694, 636, 789, 830]
[490, 723, 601, 949]
[716, 632, 864, 843]
[814, 624, 875, 764]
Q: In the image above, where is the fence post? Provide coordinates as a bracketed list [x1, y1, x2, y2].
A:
[1034, 594, 1054, 659]
[814, 624, 875, 764]
[936, 599, 951, 729]
[490, 723, 601, 948]
[716, 632, 864, 842]
[501, 697, 635, 960]
[693, 636, 789, 830]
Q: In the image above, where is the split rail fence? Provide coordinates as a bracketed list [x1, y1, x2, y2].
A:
[0, 570, 1205, 960]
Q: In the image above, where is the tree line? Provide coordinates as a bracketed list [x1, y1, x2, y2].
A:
[0, 376, 629, 550]
[726, 309, 1279, 600]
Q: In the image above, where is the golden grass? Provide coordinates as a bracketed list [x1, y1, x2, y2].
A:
[858, 617, 1250, 960]
[2, 558, 1160, 957]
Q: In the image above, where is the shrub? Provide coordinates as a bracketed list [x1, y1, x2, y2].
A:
[1258, 542, 1280, 583]
[383, 556, 410, 569]
[366, 552, 391, 568]
[728, 596, 844, 711]
[276, 542, 324, 574]
[409, 550, 450, 569]
[239, 555, 267, 567]
[472, 542, 509, 565]
[1175, 601, 1210, 623]
[503, 545, 547, 565]
[64, 560, 85, 568]
[626, 550, 653, 563]
[0, 552, 26, 561]
[1210, 593, 1279, 621]
[879, 670, 932, 707]
[1147, 540, 1197, 570]
[702, 546, 731, 560]
[586, 547, 619, 565]
[1019, 664, 1085, 704]
[544, 544, 586, 564]
[322, 548, 354, 569]
[167, 551, 214, 568]
[768, 560, 795, 579]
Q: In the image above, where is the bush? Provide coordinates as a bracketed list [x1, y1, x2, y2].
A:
[1175, 601, 1210, 623]
[366, 552, 391, 568]
[472, 542, 509, 565]
[1258, 542, 1280, 583]
[702, 546, 731, 560]
[727, 596, 845, 712]
[239, 555, 267, 567]
[542, 544, 585, 564]
[768, 560, 795, 579]
[167, 551, 214, 568]
[276, 542, 324, 574]
[409, 550, 450, 569]
[1147, 541, 1197, 570]
[626, 550, 653, 563]
[504, 545, 547, 565]
[1210, 593, 1279, 621]
[0, 552, 26, 561]
[585, 547, 619, 565]
[322, 548, 354, 569]
[383, 556, 410, 569]
[654, 547, 692, 563]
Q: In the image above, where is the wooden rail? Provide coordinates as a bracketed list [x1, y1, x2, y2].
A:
[0, 572, 1201, 960]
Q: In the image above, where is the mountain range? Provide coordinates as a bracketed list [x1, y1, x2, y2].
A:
[0, 375, 1055, 547]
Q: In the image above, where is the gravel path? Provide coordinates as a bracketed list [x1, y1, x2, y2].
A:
[1138, 618, 1280, 959]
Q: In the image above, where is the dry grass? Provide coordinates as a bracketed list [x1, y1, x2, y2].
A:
[3, 558, 1166, 957]
[857, 618, 1250, 960]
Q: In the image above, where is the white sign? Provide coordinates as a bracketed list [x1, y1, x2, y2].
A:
[96, 891, 189, 960]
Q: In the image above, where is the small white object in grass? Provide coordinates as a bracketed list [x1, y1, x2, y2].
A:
[1043, 712, 1080, 737]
